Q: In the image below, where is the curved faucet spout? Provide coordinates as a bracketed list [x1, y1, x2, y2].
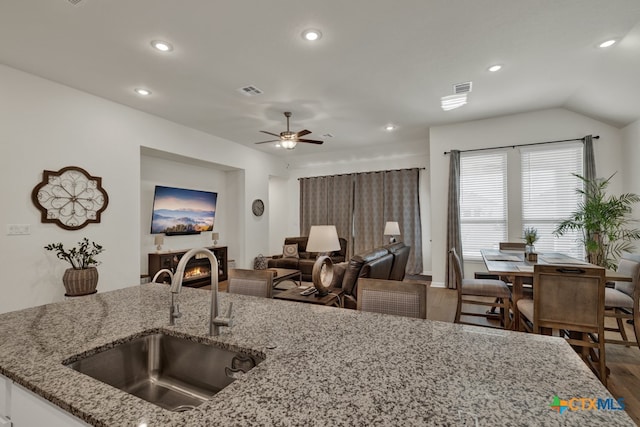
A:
[169, 248, 232, 335]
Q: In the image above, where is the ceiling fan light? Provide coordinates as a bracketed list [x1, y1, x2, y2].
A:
[281, 140, 297, 150]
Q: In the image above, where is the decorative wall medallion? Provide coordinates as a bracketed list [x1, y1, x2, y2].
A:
[252, 199, 265, 217]
[31, 166, 109, 230]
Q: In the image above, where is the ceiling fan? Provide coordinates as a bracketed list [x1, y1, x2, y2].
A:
[255, 112, 323, 150]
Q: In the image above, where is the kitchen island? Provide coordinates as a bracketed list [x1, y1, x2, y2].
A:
[0, 284, 634, 426]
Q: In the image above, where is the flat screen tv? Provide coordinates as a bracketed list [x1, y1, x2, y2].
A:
[150, 185, 217, 235]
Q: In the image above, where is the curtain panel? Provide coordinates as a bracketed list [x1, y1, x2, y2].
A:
[446, 150, 463, 289]
[383, 168, 423, 274]
[301, 168, 423, 275]
[583, 134, 596, 183]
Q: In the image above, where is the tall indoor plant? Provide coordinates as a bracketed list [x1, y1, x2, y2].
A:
[45, 238, 104, 296]
[553, 174, 640, 270]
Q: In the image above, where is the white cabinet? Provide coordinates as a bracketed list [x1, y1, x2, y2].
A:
[10, 383, 89, 427]
[0, 374, 10, 425]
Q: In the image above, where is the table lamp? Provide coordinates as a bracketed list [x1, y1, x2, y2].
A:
[154, 235, 164, 252]
[384, 221, 401, 243]
[212, 232, 220, 246]
[306, 225, 341, 297]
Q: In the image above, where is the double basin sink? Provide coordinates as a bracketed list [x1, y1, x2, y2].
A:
[66, 332, 263, 412]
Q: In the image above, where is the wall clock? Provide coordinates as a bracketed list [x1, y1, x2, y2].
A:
[31, 166, 109, 230]
[252, 199, 265, 217]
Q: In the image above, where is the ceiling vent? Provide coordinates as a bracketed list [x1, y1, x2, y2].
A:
[67, 0, 84, 5]
[237, 85, 263, 97]
[322, 133, 334, 138]
[453, 81, 472, 94]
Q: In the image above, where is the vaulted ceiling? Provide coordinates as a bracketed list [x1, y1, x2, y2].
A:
[2, 0, 639, 157]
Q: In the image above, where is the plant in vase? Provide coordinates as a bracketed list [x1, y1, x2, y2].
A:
[554, 174, 640, 270]
[45, 238, 104, 296]
[523, 227, 539, 261]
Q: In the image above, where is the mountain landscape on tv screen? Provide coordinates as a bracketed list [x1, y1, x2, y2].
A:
[151, 209, 215, 234]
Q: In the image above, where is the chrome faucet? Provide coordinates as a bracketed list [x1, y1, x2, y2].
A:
[170, 248, 233, 336]
[150, 269, 180, 324]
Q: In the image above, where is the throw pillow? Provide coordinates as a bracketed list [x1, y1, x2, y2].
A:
[283, 243, 299, 259]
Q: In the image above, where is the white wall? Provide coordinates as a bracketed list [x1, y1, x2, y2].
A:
[429, 108, 625, 285]
[277, 142, 432, 274]
[0, 64, 286, 313]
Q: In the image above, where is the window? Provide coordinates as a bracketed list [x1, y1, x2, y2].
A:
[521, 143, 584, 258]
[460, 151, 507, 259]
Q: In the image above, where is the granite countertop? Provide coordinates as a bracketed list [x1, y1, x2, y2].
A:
[0, 284, 634, 426]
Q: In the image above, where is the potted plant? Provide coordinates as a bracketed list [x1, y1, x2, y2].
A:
[45, 238, 104, 296]
[523, 227, 539, 261]
[554, 174, 640, 270]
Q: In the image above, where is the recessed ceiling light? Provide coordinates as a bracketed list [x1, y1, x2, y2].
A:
[134, 88, 152, 96]
[302, 29, 322, 41]
[599, 39, 616, 48]
[150, 40, 173, 52]
[488, 64, 502, 72]
[385, 124, 396, 131]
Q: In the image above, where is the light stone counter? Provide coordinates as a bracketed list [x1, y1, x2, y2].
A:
[0, 284, 634, 426]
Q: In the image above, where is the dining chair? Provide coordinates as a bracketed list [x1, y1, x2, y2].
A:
[517, 264, 607, 385]
[450, 248, 511, 329]
[604, 256, 640, 348]
[356, 278, 427, 319]
[227, 269, 274, 298]
[486, 242, 532, 316]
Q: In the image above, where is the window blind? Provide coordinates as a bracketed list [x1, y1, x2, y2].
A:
[460, 151, 507, 259]
[521, 143, 584, 259]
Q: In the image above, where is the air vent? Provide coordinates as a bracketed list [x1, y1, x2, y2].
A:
[453, 81, 472, 94]
[237, 85, 263, 97]
[67, 0, 84, 5]
[322, 133, 334, 138]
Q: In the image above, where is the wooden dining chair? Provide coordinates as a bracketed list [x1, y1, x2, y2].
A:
[450, 248, 511, 329]
[227, 269, 274, 298]
[486, 242, 531, 316]
[604, 257, 640, 348]
[517, 264, 607, 385]
[356, 278, 427, 319]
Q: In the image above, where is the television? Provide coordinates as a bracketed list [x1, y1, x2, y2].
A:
[150, 185, 217, 235]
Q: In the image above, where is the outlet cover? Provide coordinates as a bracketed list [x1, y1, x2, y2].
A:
[6, 224, 31, 235]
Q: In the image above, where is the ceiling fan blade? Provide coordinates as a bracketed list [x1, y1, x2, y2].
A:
[297, 138, 324, 144]
[295, 129, 311, 137]
[254, 140, 280, 144]
[260, 130, 281, 137]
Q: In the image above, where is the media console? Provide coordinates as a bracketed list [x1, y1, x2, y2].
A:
[148, 246, 228, 288]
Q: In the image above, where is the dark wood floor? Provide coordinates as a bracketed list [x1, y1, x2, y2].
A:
[426, 284, 640, 426]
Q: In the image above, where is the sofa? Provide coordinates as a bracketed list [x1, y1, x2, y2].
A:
[332, 242, 411, 309]
[268, 236, 348, 282]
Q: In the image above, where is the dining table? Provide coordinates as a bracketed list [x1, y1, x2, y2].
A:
[480, 248, 632, 330]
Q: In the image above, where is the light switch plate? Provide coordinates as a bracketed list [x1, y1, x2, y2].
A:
[6, 224, 31, 235]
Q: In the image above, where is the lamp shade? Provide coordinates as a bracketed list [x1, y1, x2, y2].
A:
[154, 235, 164, 246]
[306, 225, 340, 253]
[384, 221, 401, 236]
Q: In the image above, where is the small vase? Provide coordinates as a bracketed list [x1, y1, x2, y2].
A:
[525, 244, 535, 254]
[62, 267, 99, 296]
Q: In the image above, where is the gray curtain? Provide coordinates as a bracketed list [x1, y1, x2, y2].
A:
[446, 150, 463, 289]
[300, 176, 328, 235]
[327, 174, 354, 257]
[300, 175, 354, 254]
[383, 168, 423, 274]
[583, 134, 596, 182]
[353, 172, 385, 255]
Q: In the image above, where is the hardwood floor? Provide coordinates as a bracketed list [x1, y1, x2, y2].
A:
[426, 284, 640, 426]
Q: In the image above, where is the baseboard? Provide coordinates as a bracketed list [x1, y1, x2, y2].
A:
[430, 281, 445, 288]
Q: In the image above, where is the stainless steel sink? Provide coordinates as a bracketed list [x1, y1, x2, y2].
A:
[66, 332, 263, 412]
